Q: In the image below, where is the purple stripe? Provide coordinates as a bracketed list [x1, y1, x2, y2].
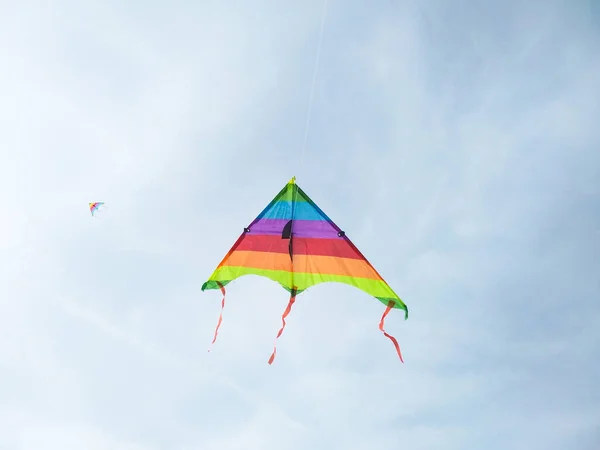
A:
[249, 219, 341, 239]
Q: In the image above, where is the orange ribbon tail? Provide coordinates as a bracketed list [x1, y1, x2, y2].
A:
[379, 302, 404, 362]
[268, 293, 296, 365]
[208, 282, 226, 352]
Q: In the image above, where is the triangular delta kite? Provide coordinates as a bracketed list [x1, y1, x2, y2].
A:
[89, 202, 105, 216]
[201, 177, 408, 364]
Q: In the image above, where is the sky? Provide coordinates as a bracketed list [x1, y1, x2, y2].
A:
[1, 0, 599, 448]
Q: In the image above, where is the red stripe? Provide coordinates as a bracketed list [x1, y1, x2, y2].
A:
[235, 234, 363, 260]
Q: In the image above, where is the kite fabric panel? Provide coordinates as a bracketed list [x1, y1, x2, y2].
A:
[201, 177, 408, 363]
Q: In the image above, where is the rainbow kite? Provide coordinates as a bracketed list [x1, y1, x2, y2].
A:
[202, 177, 408, 364]
[89, 202, 105, 216]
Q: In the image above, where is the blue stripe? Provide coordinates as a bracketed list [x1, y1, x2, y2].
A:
[257, 200, 327, 221]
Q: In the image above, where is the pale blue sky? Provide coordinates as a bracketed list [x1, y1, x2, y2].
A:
[1, 0, 599, 449]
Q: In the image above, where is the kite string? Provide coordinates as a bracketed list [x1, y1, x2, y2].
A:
[299, 0, 329, 175]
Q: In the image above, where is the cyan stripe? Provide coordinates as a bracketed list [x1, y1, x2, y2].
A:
[257, 200, 327, 221]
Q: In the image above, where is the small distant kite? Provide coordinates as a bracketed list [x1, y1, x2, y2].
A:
[202, 177, 408, 365]
[89, 202, 105, 216]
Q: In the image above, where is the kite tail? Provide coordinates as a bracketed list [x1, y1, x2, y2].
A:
[379, 301, 404, 362]
[268, 292, 297, 365]
[208, 282, 227, 352]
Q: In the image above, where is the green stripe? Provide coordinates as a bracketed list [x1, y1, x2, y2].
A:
[201, 266, 407, 316]
[249, 183, 308, 226]
[276, 182, 318, 203]
[268, 183, 309, 203]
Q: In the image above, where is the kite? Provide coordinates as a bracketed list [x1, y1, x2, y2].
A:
[201, 177, 408, 364]
[89, 202, 105, 216]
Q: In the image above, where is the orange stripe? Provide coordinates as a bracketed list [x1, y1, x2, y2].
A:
[219, 250, 292, 272]
[221, 250, 381, 280]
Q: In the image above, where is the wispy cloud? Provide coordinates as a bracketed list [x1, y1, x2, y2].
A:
[1, 0, 598, 449]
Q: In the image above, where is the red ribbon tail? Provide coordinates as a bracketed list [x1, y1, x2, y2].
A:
[208, 283, 227, 352]
[379, 302, 404, 363]
[268, 293, 296, 365]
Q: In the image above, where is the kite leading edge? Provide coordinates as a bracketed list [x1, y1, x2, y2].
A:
[201, 177, 408, 364]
